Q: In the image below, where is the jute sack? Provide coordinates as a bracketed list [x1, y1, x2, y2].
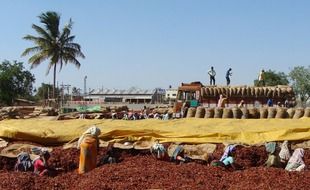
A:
[303, 108, 310, 118]
[259, 107, 268, 118]
[241, 88, 246, 96]
[254, 88, 259, 97]
[205, 88, 210, 96]
[293, 108, 304, 119]
[267, 107, 277, 118]
[195, 106, 205, 118]
[246, 87, 251, 96]
[214, 107, 223, 118]
[214, 88, 219, 97]
[200, 88, 205, 98]
[241, 108, 249, 119]
[287, 87, 293, 94]
[233, 88, 238, 96]
[248, 108, 259, 119]
[277, 88, 281, 98]
[280, 88, 287, 96]
[204, 108, 215, 118]
[217, 88, 222, 95]
[272, 89, 277, 98]
[275, 107, 287, 119]
[222, 108, 233, 118]
[263, 88, 268, 97]
[259, 87, 264, 97]
[224, 88, 230, 97]
[250, 87, 255, 96]
[209, 88, 214, 96]
[287, 108, 295, 119]
[186, 107, 196, 118]
[237, 87, 242, 96]
[226, 88, 230, 97]
[229, 88, 234, 97]
[232, 107, 242, 119]
[267, 89, 273, 98]
[221, 87, 226, 96]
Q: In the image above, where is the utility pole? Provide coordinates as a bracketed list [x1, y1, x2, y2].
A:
[60, 83, 71, 107]
[84, 76, 87, 96]
[47, 84, 50, 100]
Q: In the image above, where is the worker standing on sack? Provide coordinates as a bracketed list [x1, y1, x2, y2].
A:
[208, 66, 216, 86]
[258, 69, 265, 86]
[226, 68, 232, 86]
[77, 125, 101, 174]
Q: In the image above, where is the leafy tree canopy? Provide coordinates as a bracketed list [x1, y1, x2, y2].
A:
[254, 69, 289, 86]
[35, 83, 60, 100]
[289, 66, 310, 106]
[0, 60, 35, 105]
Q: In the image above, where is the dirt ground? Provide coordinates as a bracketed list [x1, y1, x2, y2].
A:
[0, 144, 309, 190]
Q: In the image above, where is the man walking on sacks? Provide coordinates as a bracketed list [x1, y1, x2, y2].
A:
[208, 66, 216, 85]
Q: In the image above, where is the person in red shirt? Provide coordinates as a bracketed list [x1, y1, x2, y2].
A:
[33, 149, 50, 176]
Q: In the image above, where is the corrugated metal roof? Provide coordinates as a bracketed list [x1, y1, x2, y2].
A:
[90, 87, 156, 95]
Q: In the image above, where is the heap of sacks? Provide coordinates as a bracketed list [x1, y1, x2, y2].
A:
[201, 86, 294, 99]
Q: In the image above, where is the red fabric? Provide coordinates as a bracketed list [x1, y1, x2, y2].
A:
[33, 159, 46, 175]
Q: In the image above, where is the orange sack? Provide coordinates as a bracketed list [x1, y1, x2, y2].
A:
[78, 135, 98, 174]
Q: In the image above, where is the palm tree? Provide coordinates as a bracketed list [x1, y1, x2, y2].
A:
[22, 11, 85, 99]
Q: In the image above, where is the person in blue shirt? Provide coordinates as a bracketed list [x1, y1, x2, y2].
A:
[226, 68, 232, 86]
[212, 144, 236, 169]
[267, 98, 273, 107]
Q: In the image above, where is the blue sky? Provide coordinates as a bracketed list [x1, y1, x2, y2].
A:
[0, 0, 310, 91]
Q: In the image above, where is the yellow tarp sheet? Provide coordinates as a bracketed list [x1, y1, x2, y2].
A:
[0, 118, 309, 145]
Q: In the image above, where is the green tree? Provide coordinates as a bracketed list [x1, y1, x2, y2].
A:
[254, 70, 289, 86]
[35, 83, 59, 100]
[22, 11, 85, 99]
[0, 60, 35, 105]
[289, 66, 310, 106]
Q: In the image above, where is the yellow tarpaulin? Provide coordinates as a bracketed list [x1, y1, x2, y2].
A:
[0, 118, 309, 145]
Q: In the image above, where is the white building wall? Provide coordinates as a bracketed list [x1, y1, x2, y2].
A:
[165, 89, 178, 100]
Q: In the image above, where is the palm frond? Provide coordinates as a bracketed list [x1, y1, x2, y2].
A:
[59, 22, 74, 43]
[63, 46, 85, 59]
[65, 35, 76, 43]
[38, 11, 60, 38]
[21, 46, 42, 57]
[31, 24, 53, 41]
[28, 52, 49, 69]
[46, 62, 56, 75]
[64, 43, 81, 51]
[62, 18, 73, 35]
[23, 35, 52, 48]
[62, 54, 81, 68]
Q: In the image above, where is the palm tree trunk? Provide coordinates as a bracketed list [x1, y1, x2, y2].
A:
[53, 64, 57, 99]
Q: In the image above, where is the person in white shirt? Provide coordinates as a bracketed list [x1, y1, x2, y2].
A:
[258, 69, 265, 86]
[208, 66, 216, 85]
